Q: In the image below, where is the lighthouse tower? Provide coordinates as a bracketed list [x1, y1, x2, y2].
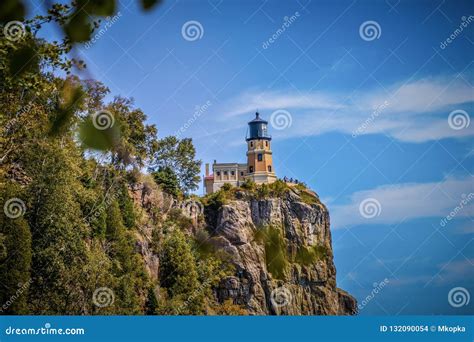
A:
[246, 112, 277, 184]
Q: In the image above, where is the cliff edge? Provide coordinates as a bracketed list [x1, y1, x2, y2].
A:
[134, 180, 357, 315]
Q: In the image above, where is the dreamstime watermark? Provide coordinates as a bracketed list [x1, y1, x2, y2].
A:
[5, 323, 85, 336]
[3, 198, 26, 219]
[356, 278, 389, 313]
[92, 287, 115, 308]
[174, 277, 211, 314]
[175, 100, 212, 138]
[440, 193, 474, 227]
[359, 20, 381, 41]
[92, 110, 115, 130]
[3, 21, 26, 42]
[440, 16, 474, 50]
[448, 109, 470, 130]
[352, 100, 390, 137]
[270, 109, 292, 130]
[0, 279, 33, 313]
[448, 287, 470, 308]
[181, 20, 204, 41]
[359, 198, 382, 219]
[84, 12, 122, 49]
[270, 286, 292, 308]
[83, 182, 119, 224]
[262, 12, 300, 49]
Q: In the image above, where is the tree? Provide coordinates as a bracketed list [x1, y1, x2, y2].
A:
[152, 166, 181, 197]
[150, 136, 201, 194]
[105, 97, 158, 168]
[159, 229, 203, 314]
[0, 183, 32, 314]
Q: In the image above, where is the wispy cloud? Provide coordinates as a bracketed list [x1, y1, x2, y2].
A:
[329, 176, 474, 228]
[219, 75, 474, 143]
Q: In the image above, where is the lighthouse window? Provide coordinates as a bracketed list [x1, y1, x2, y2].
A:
[258, 153, 263, 161]
[249, 166, 254, 173]
[250, 141, 253, 147]
[265, 141, 268, 147]
[268, 165, 272, 172]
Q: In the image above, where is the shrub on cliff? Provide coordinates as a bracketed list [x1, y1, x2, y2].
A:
[254, 226, 289, 280]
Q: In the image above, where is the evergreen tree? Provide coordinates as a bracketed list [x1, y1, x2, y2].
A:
[0, 184, 32, 314]
[152, 166, 181, 197]
[159, 229, 202, 314]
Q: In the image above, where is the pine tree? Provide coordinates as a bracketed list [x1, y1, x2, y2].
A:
[159, 229, 203, 314]
[0, 183, 32, 314]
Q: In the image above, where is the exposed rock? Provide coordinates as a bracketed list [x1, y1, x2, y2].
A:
[133, 182, 356, 315]
[206, 187, 356, 315]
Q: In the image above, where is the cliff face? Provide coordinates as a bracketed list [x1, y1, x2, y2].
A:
[133, 182, 356, 315]
[207, 188, 356, 315]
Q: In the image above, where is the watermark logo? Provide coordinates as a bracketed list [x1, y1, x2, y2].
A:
[440, 16, 474, 50]
[440, 193, 473, 227]
[359, 198, 382, 219]
[270, 286, 292, 308]
[92, 110, 115, 130]
[448, 109, 470, 130]
[181, 20, 204, 41]
[356, 278, 389, 313]
[85, 12, 122, 49]
[262, 12, 300, 49]
[359, 21, 381, 41]
[175, 100, 212, 138]
[3, 21, 26, 42]
[92, 287, 115, 308]
[3, 198, 26, 219]
[352, 100, 390, 137]
[270, 109, 292, 130]
[448, 287, 470, 308]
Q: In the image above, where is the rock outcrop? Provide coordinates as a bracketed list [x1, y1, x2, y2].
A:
[132, 182, 357, 315]
[207, 188, 356, 315]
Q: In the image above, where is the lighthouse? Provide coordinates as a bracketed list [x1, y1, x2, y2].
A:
[203, 111, 276, 194]
[245, 112, 277, 184]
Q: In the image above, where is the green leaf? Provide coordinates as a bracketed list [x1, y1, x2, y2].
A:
[79, 117, 121, 151]
[86, 0, 116, 16]
[64, 12, 92, 43]
[8, 45, 38, 77]
[49, 82, 85, 136]
[0, 0, 25, 23]
[140, 0, 162, 11]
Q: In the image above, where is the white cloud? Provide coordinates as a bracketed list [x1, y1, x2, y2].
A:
[329, 177, 474, 228]
[220, 76, 474, 143]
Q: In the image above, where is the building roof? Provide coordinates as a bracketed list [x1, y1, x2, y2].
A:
[248, 111, 268, 124]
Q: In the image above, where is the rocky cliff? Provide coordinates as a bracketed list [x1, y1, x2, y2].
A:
[132, 181, 357, 315]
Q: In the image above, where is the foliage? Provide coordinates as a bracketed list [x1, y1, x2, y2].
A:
[149, 136, 201, 194]
[211, 299, 248, 315]
[299, 190, 318, 205]
[254, 226, 289, 280]
[0, 183, 32, 314]
[294, 244, 329, 266]
[152, 166, 181, 197]
[159, 229, 203, 314]
[240, 178, 256, 191]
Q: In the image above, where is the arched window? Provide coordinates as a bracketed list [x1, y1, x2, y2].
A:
[249, 166, 254, 173]
[268, 165, 272, 172]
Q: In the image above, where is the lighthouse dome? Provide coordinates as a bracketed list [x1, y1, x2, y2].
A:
[247, 112, 271, 141]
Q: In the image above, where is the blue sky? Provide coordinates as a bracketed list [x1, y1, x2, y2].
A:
[33, 0, 473, 314]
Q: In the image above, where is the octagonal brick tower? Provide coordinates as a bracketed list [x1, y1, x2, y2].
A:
[246, 112, 277, 184]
